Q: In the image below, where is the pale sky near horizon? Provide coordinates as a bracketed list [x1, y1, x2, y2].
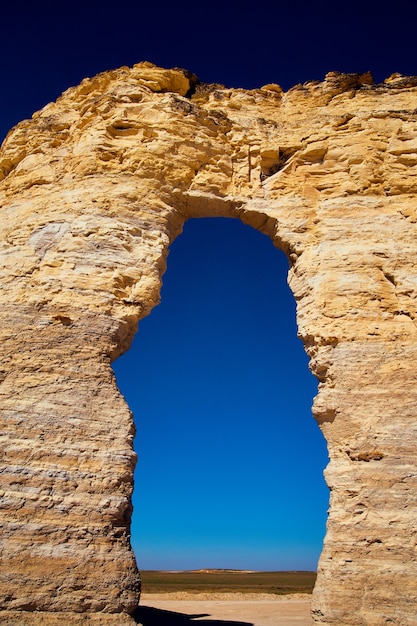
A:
[2, 0, 416, 571]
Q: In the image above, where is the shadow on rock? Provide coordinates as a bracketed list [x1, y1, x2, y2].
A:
[133, 605, 253, 626]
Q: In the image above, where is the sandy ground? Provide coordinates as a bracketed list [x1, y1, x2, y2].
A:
[137, 592, 313, 625]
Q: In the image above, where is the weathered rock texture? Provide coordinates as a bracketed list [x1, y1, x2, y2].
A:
[1, 62, 417, 625]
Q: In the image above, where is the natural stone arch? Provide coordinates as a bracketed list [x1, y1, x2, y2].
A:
[0, 63, 416, 625]
[114, 213, 327, 577]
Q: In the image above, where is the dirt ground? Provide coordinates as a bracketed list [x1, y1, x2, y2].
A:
[136, 592, 313, 625]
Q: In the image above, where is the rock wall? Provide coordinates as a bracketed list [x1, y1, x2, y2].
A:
[1, 62, 416, 625]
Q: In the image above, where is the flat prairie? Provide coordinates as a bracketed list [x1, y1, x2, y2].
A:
[140, 569, 316, 595]
[135, 571, 314, 625]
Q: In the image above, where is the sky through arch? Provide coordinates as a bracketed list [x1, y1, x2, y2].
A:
[112, 216, 329, 571]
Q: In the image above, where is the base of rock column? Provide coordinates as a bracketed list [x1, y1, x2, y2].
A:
[0, 611, 137, 625]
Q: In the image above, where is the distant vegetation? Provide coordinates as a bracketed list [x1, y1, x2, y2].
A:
[140, 570, 316, 595]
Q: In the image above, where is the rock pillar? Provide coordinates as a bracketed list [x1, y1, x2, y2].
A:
[1, 63, 416, 624]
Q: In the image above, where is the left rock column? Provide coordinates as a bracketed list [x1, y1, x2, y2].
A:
[0, 308, 140, 622]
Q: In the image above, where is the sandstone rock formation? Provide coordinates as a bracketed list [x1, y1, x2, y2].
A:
[1, 62, 417, 625]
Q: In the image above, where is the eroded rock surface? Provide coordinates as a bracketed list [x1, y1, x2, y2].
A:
[1, 62, 416, 625]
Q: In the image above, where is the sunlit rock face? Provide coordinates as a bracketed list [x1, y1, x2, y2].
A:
[1, 62, 417, 625]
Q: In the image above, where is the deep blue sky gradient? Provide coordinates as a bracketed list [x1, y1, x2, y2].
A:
[2, 0, 416, 571]
[1, 1, 417, 143]
[114, 219, 327, 571]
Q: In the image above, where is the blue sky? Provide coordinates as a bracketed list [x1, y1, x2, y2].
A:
[113, 218, 328, 571]
[1, 0, 416, 571]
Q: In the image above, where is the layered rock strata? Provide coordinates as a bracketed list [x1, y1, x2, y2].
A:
[0, 62, 416, 625]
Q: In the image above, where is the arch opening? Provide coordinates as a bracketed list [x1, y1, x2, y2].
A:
[113, 216, 329, 573]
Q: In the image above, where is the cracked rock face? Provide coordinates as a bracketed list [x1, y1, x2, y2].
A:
[1, 62, 417, 625]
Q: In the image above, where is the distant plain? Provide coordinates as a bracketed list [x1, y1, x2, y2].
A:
[140, 570, 316, 595]
[137, 571, 313, 625]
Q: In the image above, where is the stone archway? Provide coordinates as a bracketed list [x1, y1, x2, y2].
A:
[113, 214, 328, 574]
[0, 63, 416, 625]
